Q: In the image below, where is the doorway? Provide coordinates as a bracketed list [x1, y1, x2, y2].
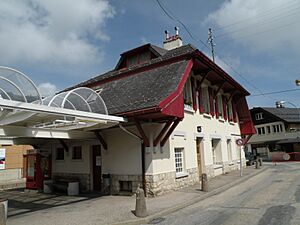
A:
[92, 145, 102, 191]
[196, 137, 203, 177]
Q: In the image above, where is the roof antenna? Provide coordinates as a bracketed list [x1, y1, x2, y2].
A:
[175, 26, 179, 36]
[165, 30, 169, 40]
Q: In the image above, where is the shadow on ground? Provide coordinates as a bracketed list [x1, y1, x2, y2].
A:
[0, 188, 104, 218]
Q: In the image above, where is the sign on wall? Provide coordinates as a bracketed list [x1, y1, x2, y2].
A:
[0, 148, 5, 169]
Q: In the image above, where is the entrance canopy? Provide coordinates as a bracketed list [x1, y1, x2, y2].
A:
[0, 66, 125, 142]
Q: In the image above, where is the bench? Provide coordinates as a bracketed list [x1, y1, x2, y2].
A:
[44, 179, 79, 196]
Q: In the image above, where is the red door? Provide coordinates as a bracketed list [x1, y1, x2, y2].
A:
[92, 145, 102, 191]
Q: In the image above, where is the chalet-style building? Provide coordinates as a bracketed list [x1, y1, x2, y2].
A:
[52, 31, 255, 196]
[247, 106, 300, 159]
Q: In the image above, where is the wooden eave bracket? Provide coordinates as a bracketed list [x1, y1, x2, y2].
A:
[213, 81, 226, 99]
[58, 139, 69, 152]
[134, 119, 150, 147]
[199, 70, 211, 85]
[160, 118, 181, 147]
[228, 90, 239, 102]
[94, 131, 108, 150]
[153, 118, 174, 147]
[243, 134, 253, 145]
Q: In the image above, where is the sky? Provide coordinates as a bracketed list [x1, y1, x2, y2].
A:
[0, 0, 299, 108]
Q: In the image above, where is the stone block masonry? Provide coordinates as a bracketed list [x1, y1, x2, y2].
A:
[52, 173, 90, 192]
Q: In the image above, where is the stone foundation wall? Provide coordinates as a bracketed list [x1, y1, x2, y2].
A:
[145, 168, 199, 197]
[52, 173, 90, 192]
[110, 174, 142, 195]
[205, 160, 246, 178]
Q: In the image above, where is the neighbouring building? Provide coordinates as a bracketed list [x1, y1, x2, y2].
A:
[0, 145, 31, 183]
[247, 105, 300, 160]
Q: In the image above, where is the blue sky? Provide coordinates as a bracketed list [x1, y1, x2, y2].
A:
[0, 0, 299, 108]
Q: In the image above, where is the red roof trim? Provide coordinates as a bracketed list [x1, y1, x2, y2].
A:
[159, 59, 193, 110]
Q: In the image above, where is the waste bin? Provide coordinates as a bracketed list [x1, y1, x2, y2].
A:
[68, 182, 79, 196]
[43, 180, 53, 194]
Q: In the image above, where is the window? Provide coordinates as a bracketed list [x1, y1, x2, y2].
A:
[201, 87, 210, 113]
[257, 127, 265, 135]
[217, 95, 223, 117]
[174, 148, 184, 173]
[228, 100, 233, 121]
[273, 124, 282, 133]
[72, 146, 82, 160]
[56, 148, 64, 160]
[255, 113, 263, 120]
[267, 126, 271, 134]
[119, 181, 132, 192]
[183, 78, 192, 106]
[227, 140, 232, 162]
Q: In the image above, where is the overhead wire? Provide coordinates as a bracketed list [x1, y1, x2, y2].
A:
[249, 88, 300, 97]
[215, 6, 300, 39]
[155, 0, 272, 100]
[214, 0, 298, 31]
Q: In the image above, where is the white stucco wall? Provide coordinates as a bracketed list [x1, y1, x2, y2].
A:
[52, 140, 92, 174]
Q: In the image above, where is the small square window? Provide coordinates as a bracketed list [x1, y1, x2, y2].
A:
[255, 113, 263, 120]
[56, 148, 64, 160]
[72, 146, 82, 160]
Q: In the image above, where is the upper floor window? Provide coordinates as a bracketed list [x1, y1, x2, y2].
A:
[183, 78, 192, 106]
[272, 124, 282, 133]
[201, 87, 210, 114]
[257, 127, 265, 135]
[126, 51, 151, 67]
[228, 100, 233, 121]
[217, 95, 223, 117]
[266, 126, 271, 134]
[255, 113, 263, 120]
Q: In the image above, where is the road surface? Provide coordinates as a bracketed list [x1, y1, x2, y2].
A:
[145, 163, 300, 225]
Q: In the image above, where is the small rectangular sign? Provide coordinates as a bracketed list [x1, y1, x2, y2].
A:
[96, 156, 101, 166]
[0, 148, 6, 170]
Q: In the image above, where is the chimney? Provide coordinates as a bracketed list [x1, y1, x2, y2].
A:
[163, 27, 183, 50]
[276, 101, 285, 108]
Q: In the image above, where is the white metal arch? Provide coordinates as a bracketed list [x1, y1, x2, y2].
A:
[0, 66, 42, 103]
[44, 87, 108, 115]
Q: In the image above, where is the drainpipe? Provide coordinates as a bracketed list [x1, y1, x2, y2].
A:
[119, 124, 147, 196]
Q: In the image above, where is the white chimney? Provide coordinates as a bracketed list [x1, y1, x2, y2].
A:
[163, 27, 183, 50]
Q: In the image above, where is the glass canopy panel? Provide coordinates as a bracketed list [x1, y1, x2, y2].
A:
[66, 93, 90, 112]
[0, 79, 26, 102]
[0, 67, 41, 103]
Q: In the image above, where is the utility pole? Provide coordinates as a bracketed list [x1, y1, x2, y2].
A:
[208, 28, 215, 62]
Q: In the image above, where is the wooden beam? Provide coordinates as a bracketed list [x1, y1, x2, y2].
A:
[228, 90, 239, 102]
[199, 70, 211, 85]
[134, 119, 150, 147]
[58, 139, 69, 152]
[94, 131, 107, 150]
[153, 119, 174, 147]
[160, 118, 181, 147]
[213, 82, 226, 99]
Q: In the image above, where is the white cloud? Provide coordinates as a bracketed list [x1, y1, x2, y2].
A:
[0, 0, 114, 66]
[38, 82, 57, 97]
[205, 0, 300, 54]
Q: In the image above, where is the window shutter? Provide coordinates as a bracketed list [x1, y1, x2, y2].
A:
[191, 77, 197, 111]
[232, 101, 237, 122]
[208, 87, 215, 116]
[197, 82, 204, 114]
[222, 95, 227, 120]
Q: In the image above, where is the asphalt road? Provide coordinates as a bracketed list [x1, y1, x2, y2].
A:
[145, 163, 300, 225]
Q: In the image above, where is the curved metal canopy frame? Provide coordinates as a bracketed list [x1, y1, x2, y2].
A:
[0, 66, 42, 103]
[43, 87, 108, 115]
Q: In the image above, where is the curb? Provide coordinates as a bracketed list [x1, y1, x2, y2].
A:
[111, 166, 269, 225]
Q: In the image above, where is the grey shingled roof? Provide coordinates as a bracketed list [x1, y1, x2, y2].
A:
[262, 107, 300, 123]
[95, 60, 190, 114]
